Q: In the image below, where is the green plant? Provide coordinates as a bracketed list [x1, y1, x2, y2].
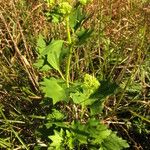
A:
[34, 0, 129, 149]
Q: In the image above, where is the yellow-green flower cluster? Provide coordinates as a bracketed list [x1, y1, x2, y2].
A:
[58, 2, 72, 15]
[83, 74, 100, 95]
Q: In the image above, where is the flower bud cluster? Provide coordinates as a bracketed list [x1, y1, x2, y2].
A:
[83, 74, 100, 95]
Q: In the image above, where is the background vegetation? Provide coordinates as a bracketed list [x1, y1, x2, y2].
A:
[0, 0, 150, 149]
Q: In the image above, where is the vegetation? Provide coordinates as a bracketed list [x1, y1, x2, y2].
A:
[0, 0, 150, 149]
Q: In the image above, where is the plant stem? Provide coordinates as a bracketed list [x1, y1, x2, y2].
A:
[58, 70, 65, 81]
[65, 16, 73, 87]
[80, 106, 85, 120]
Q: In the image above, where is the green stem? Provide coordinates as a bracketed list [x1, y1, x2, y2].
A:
[65, 16, 73, 87]
[58, 70, 65, 81]
[80, 106, 85, 120]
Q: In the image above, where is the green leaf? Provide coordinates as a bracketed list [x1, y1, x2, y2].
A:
[87, 119, 111, 144]
[40, 78, 66, 104]
[101, 132, 129, 150]
[37, 34, 46, 54]
[89, 100, 104, 115]
[69, 7, 85, 30]
[41, 40, 64, 72]
[70, 92, 86, 104]
[34, 58, 44, 69]
[47, 109, 64, 121]
[88, 80, 118, 115]
[34, 58, 51, 71]
[76, 28, 93, 45]
[48, 129, 64, 150]
[90, 80, 119, 99]
[40, 64, 52, 71]
[66, 130, 75, 149]
[51, 13, 61, 23]
[60, 46, 69, 62]
[70, 92, 96, 106]
[91, 127, 111, 145]
[71, 121, 88, 144]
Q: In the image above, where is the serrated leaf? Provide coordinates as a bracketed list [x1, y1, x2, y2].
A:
[48, 129, 64, 149]
[66, 130, 75, 149]
[45, 122, 53, 129]
[37, 34, 46, 54]
[41, 40, 63, 72]
[40, 78, 66, 104]
[47, 109, 64, 121]
[101, 132, 129, 150]
[92, 129, 111, 145]
[71, 121, 88, 144]
[87, 120, 111, 144]
[70, 92, 96, 106]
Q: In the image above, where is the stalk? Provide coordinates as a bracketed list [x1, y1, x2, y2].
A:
[65, 16, 73, 87]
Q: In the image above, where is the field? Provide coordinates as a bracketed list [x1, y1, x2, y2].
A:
[0, 0, 150, 149]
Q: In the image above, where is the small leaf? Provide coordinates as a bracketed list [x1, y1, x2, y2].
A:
[34, 58, 44, 69]
[76, 28, 93, 45]
[89, 100, 104, 115]
[41, 40, 63, 56]
[71, 121, 88, 144]
[34, 58, 51, 71]
[40, 64, 52, 71]
[40, 78, 66, 104]
[47, 109, 64, 121]
[37, 34, 46, 54]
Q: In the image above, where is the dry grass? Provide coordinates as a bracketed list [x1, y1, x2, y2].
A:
[0, 0, 150, 149]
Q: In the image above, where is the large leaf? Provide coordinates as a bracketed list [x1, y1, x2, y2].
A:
[101, 132, 129, 150]
[71, 121, 88, 144]
[40, 78, 66, 104]
[41, 40, 64, 72]
[69, 7, 85, 30]
[90, 80, 119, 99]
[89, 80, 118, 115]
[86, 119, 111, 145]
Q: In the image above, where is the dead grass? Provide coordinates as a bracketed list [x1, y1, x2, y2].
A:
[0, 0, 150, 149]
